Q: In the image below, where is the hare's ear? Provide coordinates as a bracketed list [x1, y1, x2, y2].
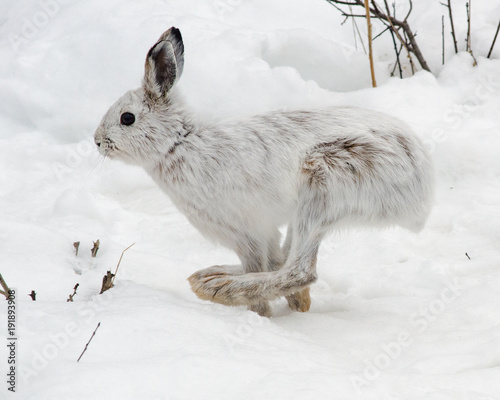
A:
[143, 27, 184, 100]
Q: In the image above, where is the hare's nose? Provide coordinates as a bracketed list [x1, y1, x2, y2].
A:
[94, 138, 102, 148]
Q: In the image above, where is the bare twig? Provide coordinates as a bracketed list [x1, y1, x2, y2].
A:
[466, 2, 471, 52]
[77, 322, 101, 362]
[73, 241, 80, 256]
[0, 273, 12, 300]
[401, 28, 416, 74]
[466, 1, 477, 66]
[376, 13, 414, 71]
[487, 19, 500, 58]
[372, 25, 391, 41]
[465, 252, 471, 260]
[326, 0, 431, 73]
[91, 240, 100, 258]
[442, 0, 458, 53]
[390, 43, 404, 77]
[364, 0, 377, 87]
[67, 283, 79, 302]
[28, 290, 36, 301]
[384, 0, 402, 77]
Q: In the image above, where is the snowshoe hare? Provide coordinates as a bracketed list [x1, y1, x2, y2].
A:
[95, 27, 433, 316]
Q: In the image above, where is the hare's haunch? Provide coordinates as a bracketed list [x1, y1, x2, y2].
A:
[95, 27, 434, 316]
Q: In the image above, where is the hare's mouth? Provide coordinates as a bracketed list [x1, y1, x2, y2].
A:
[95, 137, 118, 157]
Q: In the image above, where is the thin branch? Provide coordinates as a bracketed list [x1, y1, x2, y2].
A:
[370, 0, 382, 15]
[390, 43, 404, 77]
[385, 0, 402, 77]
[379, 11, 416, 73]
[466, 1, 477, 66]
[327, 0, 359, 5]
[77, 322, 101, 362]
[466, 2, 471, 52]
[404, 0, 413, 22]
[487, 19, 500, 58]
[372, 25, 391, 41]
[327, 1, 350, 16]
[403, 30, 416, 74]
[443, 0, 459, 53]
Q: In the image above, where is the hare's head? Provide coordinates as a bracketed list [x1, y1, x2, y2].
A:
[94, 27, 185, 166]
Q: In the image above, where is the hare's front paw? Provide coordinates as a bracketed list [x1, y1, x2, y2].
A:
[248, 302, 272, 317]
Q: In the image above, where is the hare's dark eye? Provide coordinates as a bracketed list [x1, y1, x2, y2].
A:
[120, 112, 135, 126]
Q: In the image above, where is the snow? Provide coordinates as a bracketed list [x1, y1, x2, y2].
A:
[1, 0, 500, 399]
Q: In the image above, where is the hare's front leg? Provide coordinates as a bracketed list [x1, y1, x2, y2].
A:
[240, 233, 283, 317]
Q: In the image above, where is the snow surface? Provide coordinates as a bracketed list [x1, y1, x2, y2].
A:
[1, 0, 500, 399]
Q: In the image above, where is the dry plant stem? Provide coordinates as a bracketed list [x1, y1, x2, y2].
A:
[91, 239, 100, 257]
[100, 271, 115, 294]
[487, 19, 500, 58]
[111, 243, 135, 286]
[77, 322, 101, 362]
[350, 5, 367, 53]
[28, 290, 36, 301]
[0, 273, 12, 299]
[73, 241, 80, 256]
[99, 243, 134, 295]
[442, 15, 445, 64]
[364, 0, 376, 87]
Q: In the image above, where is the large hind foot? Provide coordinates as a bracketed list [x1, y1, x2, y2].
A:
[188, 264, 268, 307]
[286, 288, 311, 312]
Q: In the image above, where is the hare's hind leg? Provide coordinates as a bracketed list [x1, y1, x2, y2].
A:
[188, 189, 327, 310]
[189, 232, 282, 317]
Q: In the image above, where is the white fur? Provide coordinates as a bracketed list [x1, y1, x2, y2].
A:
[95, 27, 434, 316]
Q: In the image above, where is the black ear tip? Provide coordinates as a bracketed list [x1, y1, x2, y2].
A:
[170, 27, 182, 43]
